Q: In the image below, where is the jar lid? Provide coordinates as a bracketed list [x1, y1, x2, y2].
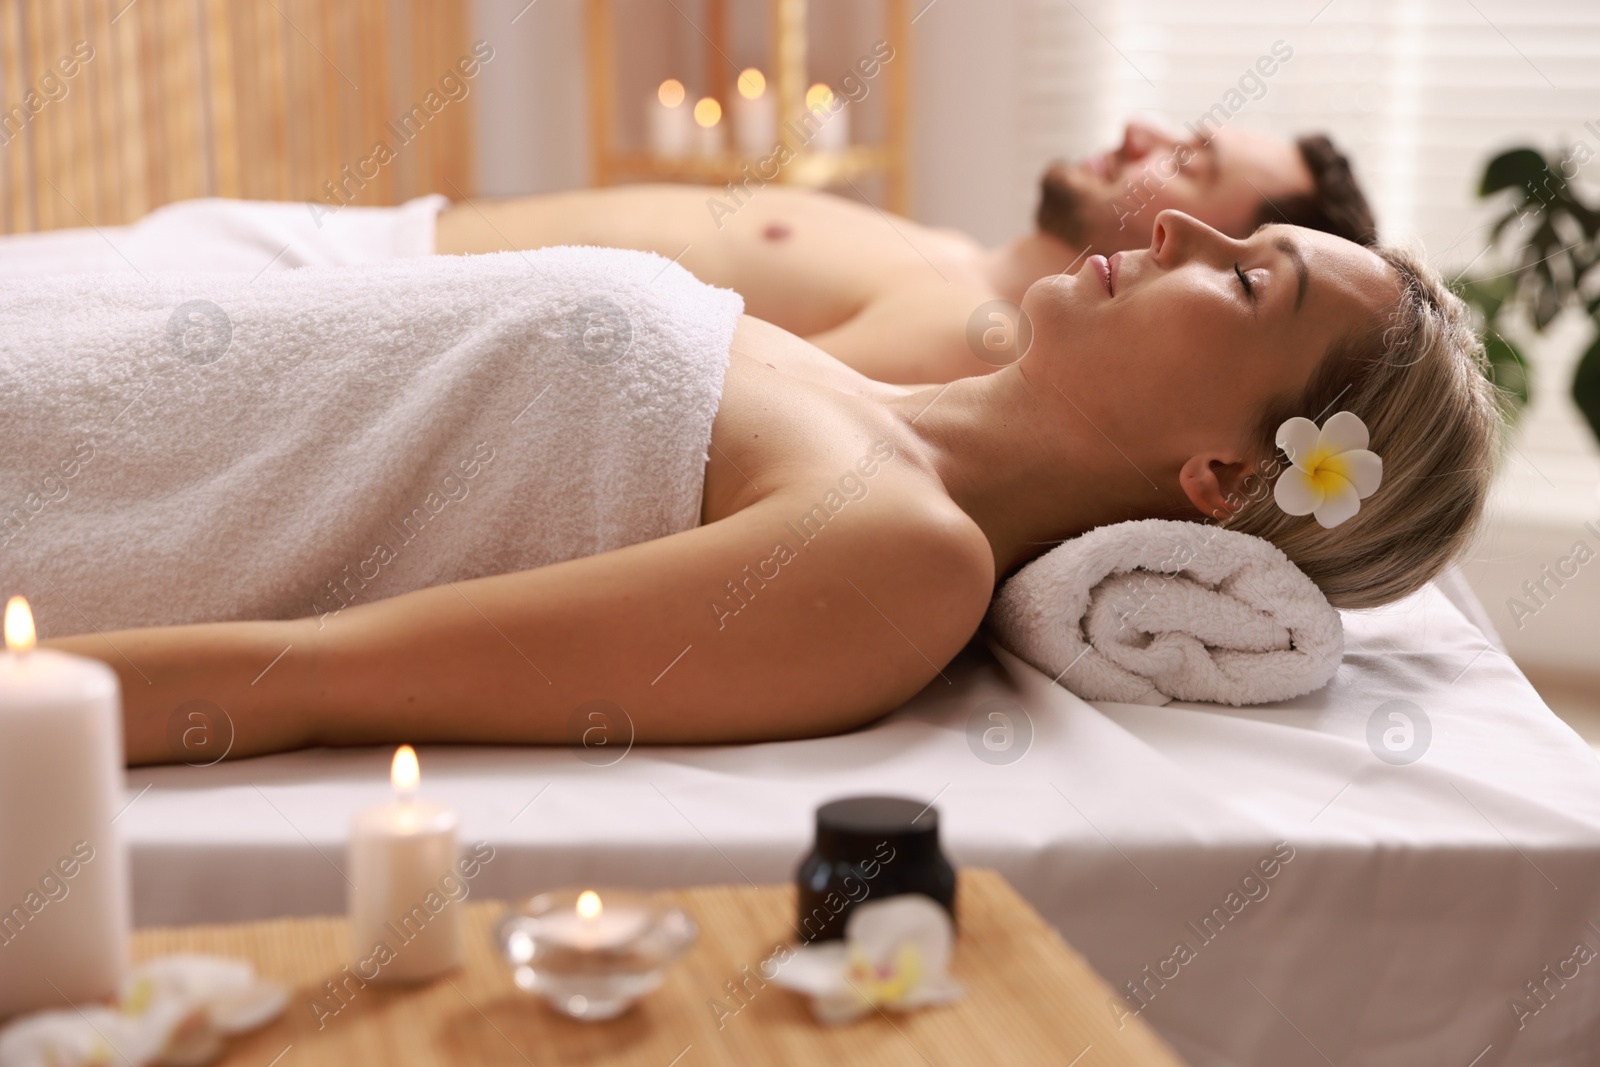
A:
[814, 795, 939, 860]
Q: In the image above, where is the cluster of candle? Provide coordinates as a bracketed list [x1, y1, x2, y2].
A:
[647, 68, 849, 159]
[348, 747, 654, 989]
[0, 588, 668, 1020]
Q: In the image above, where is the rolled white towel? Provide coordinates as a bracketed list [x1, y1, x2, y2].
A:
[986, 518, 1343, 706]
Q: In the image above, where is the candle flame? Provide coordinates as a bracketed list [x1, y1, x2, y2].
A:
[692, 97, 721, 129]
[657, 78, 685, 108]
[737, 68, 765, 100]
[391, 744, 420, 794]
[806, 83, 835, 112]
[4, 596, 35, 653]
[576, 890, 602, 920]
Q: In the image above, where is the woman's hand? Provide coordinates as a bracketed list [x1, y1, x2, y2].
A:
[44, 618, 321, 765]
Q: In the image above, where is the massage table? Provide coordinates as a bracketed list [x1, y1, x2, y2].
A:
[118, 568, 1600, 1067]
[7, 205, 1597, 1065]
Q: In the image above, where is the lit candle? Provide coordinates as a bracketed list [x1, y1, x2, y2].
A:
[537, 890, 651, 952]
[732, 68, 776, 156]
[647, 78, 691, 160]
[805, 83, 849, 153]
[0, 595, 131, 1016]
[693, 96, 725, 158]
[347, 745, 462, 983]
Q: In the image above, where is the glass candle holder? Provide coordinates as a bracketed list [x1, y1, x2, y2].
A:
[495, 889, 697, 1020]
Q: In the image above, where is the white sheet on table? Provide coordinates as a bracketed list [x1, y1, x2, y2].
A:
[122, 573, 1600, 1067]
[0, 195, 446, 276]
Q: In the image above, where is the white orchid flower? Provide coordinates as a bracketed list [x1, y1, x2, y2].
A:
[0, 956, 285, 1067]
[1273, 411, 1383, 529]
[772, 895, 963, 1025]
[0, 1008, 158, 1067]
[120, 954, 287, 1067]
[121, 954, 286, 1037]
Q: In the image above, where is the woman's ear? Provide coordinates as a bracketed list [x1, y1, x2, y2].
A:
[1178, 454, 1249, 521]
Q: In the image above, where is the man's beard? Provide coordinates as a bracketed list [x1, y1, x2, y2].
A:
[1035, 166, 1088, 246]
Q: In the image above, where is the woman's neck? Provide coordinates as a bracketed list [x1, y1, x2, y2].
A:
[887, 368, 1178, 578]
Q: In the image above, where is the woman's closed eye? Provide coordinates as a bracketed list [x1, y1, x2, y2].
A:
[1233, 261, 1257, 302]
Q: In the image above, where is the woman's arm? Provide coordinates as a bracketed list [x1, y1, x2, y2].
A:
[46, 619, 315, 762]
[51, 485, 993, 765]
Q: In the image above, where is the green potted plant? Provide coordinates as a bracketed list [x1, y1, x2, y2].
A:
[1453, 146, 1600, 443]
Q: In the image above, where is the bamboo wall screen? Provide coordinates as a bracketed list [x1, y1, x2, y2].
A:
[0, 0, 475, 235]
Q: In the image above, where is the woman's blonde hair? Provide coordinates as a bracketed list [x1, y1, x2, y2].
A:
[1224, 246, 1508, 609]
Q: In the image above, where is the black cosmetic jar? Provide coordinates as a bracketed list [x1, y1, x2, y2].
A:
[795, 795, 957, 943]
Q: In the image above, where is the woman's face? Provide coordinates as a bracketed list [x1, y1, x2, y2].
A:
[1019, 210, 1399, 477]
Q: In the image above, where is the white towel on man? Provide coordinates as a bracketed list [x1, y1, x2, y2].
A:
[0, 246, 743, 636]
[986, 519, 1343, 706]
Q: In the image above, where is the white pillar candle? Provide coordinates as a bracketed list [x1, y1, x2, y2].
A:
[647, 79, 691, 160]
[733, 68, 777, 157]
[692, 97, 725, 158]
[804, 83, 850, 153]
[0, 596, 130, 1018]
[347, 745, 462, 984]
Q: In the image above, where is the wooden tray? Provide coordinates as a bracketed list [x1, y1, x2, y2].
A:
[132, 869, 1187, 1066]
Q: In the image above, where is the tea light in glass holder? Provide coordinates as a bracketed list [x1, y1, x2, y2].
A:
[496, 888, 697, 1020]
[540, 890, 650, 951]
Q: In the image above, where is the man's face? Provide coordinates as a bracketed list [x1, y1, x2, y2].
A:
[1036, 119, 1314, 255]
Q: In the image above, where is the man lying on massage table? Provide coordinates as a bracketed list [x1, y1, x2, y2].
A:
[20, 212, 1496, 765]
[436, 120, 1378, 383]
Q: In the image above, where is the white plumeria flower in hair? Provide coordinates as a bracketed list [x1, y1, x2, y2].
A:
[1273, 411, 1383, 529]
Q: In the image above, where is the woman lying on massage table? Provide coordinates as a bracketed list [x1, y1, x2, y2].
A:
[31, 210, 1501, 765]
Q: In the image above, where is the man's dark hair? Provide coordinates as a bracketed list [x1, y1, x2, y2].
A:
[1254, 134, 1379, 246]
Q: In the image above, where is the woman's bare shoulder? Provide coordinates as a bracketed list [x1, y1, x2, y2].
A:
[746, 457, 996, 667]
[863, 489, 996, 652]
[713, 317, 995, 630]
